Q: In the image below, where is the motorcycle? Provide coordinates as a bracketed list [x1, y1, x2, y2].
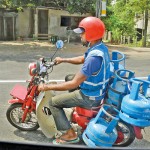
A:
[6, 40, 137, 147]
[6, 40, 64, 131]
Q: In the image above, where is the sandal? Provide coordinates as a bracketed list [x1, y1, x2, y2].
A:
[53, 137, 80, 145]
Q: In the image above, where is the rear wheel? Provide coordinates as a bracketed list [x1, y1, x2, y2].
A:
[6, 103, 39, 131]
[113, 120, 135, 147]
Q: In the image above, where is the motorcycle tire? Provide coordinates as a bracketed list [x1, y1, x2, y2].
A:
[113, 120, 135, 147]
[6, 103, 39, 131]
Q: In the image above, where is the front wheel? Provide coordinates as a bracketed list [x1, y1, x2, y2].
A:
[113, 120, 135, 147]
[6, 103, 39, 131]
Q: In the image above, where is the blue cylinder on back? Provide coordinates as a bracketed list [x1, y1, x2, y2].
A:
[110, 51, 126, 78]
[106, 69, 135, 109]
[119, 78, 150, 127]
[82, 104, 119, 147]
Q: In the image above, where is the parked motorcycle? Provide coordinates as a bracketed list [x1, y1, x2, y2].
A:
[6, 40, 137, 147]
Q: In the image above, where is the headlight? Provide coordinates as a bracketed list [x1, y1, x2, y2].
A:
[28, 62, 40, 76]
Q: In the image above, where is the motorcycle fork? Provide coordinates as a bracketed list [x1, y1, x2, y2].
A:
[21, 85, 37, 122]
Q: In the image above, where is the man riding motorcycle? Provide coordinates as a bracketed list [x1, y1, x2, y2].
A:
[38, 16, 110, 145]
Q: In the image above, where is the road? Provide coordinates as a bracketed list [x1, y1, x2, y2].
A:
[0, 41, 150, 149]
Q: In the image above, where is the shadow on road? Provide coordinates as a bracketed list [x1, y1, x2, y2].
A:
[14, 129, 52, 143]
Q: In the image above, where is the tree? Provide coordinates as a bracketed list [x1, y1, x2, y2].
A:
[0, 0, 41, 10]
[129, 0, 150, 47]
[102, 0, 137, 43]
[0, 0, 149, 47]
[114, 0, 150, 47]
[65, 0, 95, 15]
[0, 0, 96, 14]
[102, 0, 149, 47]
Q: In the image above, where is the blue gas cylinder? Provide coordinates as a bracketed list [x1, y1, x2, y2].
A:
[106, 69, 135, 109]
[147, 75, 150, 98]
[119, 78, 150, 127]
[82, 104, 119, 147]
[110, 51, 126, 77]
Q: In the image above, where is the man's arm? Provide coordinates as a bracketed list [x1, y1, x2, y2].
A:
[54, 55, 84, 65]
[38, 71, 87, 91]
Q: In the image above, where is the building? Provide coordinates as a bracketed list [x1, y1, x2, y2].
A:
[135, 15, 150, 42]
[0, 7, 90, 41]
[0, 9, 17, 40]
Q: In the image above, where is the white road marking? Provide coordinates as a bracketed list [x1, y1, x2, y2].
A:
[0, 80, 65, 83]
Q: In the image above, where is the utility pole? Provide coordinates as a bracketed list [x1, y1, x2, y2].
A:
[96, 0, 102, 18]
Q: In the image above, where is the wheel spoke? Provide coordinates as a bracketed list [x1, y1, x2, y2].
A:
[113, 121, 135, 146]
[7, 104, 38, 130]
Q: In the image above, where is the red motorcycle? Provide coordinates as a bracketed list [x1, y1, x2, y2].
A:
[6, 40, 137, 147]
[6, 40, 64, 131]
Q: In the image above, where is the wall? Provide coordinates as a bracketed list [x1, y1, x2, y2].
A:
[136, 19, 150, 34]
[17, 7, 90, 41]
[0, 11, 4, 40]
[17, 8, 33, 38]
[48, 9, 90, 40]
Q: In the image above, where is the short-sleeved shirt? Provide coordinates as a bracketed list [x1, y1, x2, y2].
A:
[80, 56, 102, 77]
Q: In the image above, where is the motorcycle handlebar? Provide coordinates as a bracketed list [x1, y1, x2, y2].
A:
[46, 61, 56, 68]
[41, 57, 56, 68]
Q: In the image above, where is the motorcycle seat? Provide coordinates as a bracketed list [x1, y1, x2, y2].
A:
[75, 106, 101, 118]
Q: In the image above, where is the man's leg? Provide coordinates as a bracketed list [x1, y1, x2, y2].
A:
[49, 90, 101, 142]
[49, 90, 84, 142]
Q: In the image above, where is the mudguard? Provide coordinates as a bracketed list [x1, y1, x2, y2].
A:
[8, 98, 24, 104]
[10, 84, 28, 100]
[36, 90, 73, 138]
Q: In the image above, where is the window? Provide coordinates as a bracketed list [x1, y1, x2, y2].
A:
[60, 16, 71, 26]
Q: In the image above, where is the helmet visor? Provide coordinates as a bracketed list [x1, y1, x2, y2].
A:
[73, 27, 85, 34]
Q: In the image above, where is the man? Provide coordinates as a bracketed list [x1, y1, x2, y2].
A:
[38, 16, 110, 144]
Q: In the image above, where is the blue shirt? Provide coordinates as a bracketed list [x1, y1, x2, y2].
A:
[80, 56, 102, 77]
[80, 41, 110, 100]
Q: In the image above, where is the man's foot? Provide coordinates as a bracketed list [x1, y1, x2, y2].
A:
[53, 137, 80, 145]
[53, 128, 80, 145]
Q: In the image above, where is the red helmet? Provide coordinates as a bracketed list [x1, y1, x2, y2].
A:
[74, 16, 105, 42]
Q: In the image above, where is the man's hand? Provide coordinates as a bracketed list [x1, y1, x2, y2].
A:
[38, 83, 46, 92]
[54, 57, 64, 65]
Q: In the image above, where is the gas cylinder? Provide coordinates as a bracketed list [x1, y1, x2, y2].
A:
[110, 51, 126, 77]
[106, 69, 135, 109]
[82, 104, 119, 147]
[146, 75, 150, 98]
[119, 78, 150, 127]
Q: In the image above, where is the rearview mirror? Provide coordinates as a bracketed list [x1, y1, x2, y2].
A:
[56, 40, 64, 49]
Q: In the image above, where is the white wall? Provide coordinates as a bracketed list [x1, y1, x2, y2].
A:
[17, 8, 31, 38]
[48, 9, 90, 40]
[17, 7, 91, 40]
[136, 19, 150, 34]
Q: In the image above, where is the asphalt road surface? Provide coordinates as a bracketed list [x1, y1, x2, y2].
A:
[0, 41, 150, 149]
